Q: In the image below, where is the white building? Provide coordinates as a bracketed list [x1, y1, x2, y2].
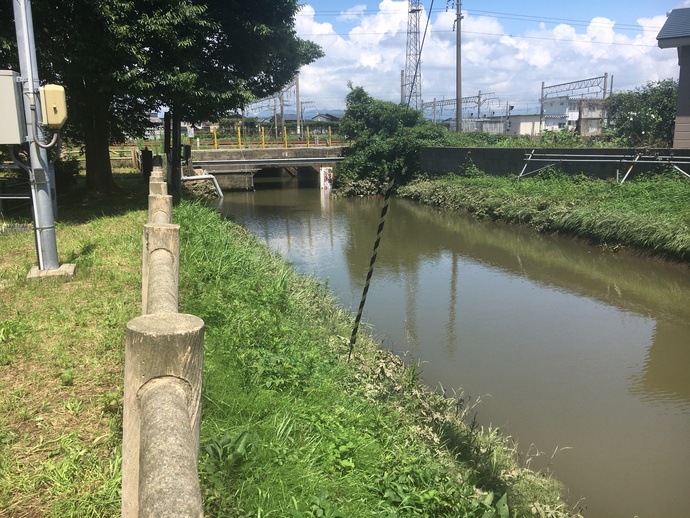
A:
[480, 96, 606, 137]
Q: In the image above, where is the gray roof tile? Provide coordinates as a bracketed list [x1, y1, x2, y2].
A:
[657, 8, 690, 47]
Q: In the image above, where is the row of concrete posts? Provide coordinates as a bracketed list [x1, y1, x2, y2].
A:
[122, 165, 204, 517]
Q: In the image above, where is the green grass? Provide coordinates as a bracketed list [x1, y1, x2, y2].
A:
[175, 200, 576, 517]
[1, 171, 577, 516]
[398, 169, 690, 263]
[0, 172, 147, 516]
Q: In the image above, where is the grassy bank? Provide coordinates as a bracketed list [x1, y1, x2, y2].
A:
[398, 169, 690, 264]
[1, 174, 576, 516]
[0, 175, 146, 516]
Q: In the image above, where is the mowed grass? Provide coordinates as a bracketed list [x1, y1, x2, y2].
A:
[0, 172, 147, 516]
[398, 168, 690, 263]
[1, 171, 577, 517]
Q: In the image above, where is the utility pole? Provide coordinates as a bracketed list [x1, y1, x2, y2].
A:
[280, 91, 285, 137]
[456, 1, 462, 132]
[400, 70, 405, 105]
[295, 72, 301, 136]
[540, 81, 545, 134]
[13, 0, 59, 270]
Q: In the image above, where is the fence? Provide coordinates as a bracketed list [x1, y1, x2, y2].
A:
[122, 165, 204, 517]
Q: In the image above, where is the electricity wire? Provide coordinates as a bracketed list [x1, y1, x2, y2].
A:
[297, 7, 662, 33]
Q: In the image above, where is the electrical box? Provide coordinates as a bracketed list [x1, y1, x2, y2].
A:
[0, 70, 26, 145]
[40, 84, 67, 129]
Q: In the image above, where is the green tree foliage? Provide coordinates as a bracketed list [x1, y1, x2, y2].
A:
[337, 86, 451, 194]
[0, 0, 323, 191]
[606, 79, 678, 147]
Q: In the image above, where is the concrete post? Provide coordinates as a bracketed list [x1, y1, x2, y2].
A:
[148, 195, 173, 225]
[122, 313, 204, 517]
[139, 377, 203, 517]
[141, 223, 180, 315]
[149, 179, 168, 196]
[149, 165, 168, 196]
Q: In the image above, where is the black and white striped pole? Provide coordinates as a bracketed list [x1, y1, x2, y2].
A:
[348, 176, 395, 360]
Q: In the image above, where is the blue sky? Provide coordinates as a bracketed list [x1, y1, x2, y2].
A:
[249, 0, 688, 117]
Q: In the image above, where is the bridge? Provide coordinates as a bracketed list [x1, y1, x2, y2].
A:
[188, 146, 345, 190]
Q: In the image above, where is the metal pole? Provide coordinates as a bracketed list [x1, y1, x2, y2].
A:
[401, 70, 405, 105]
[295, 72, 301, 137]
[13, 0, 59, 270]
[456, 1, 462, 132]
[603, 72, 608, 100]
[540, 81, 545, 134]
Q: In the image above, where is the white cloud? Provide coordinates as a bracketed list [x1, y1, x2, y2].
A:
[284, 4, 679, 114]
[339, 4, 367, 21]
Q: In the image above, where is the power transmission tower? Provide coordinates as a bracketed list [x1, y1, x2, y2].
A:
[404, 0, 422, 110]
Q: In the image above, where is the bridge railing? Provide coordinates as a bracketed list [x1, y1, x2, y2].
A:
[122, 165, 204, 517]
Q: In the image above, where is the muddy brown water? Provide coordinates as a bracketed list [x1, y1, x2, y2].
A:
[217, 177, 690, 517]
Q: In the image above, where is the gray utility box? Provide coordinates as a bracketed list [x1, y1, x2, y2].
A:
[0, 70, 26, 145]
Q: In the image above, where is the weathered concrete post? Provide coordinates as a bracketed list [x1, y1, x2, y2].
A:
[149, 165, 168, 196]
[148, 194, 173, 225]
[139, 377, 203, 516]
[123, 162, 204, 516]
[141, 223, 179, 315]
[122, 313, 204, 517]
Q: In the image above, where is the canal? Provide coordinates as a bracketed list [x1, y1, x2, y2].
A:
[217, 176, 690, 518]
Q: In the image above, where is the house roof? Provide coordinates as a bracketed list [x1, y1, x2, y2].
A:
[657, 8, 690, 48]
[311, 113, 342, 121]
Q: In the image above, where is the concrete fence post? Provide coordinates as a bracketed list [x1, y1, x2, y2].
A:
[149, 165, 168, 196]
[141, 223, 180, 315]
[148, 194, 173, 224]
[122, 313, 204, 517]
[122, 164, 204, 517]
[149, 178, 168, 196]
[139, 377, 203, 517]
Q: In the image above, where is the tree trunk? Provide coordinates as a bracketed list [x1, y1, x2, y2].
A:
[84, 97, 118, 192]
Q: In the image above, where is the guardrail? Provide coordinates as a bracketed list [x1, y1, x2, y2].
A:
[122, 165, 204, 517]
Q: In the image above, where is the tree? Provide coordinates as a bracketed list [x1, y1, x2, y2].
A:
[0, 0, 323, 192]
[336, 86, 451, 194]
[606, 79, 678, 148]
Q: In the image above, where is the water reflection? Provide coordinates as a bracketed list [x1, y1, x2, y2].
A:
[218, 186, 690, 517]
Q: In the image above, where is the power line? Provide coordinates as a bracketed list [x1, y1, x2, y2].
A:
[464, 9, 662, 31]
[462, 30, 659, 48]
[296, 7, 662, 32]
[298, 28, 659, 48]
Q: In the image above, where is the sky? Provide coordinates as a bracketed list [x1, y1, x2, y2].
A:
[249, 0, 690, 117]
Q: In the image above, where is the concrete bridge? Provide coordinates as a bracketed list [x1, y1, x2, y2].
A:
[189, 146, 345, 190]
